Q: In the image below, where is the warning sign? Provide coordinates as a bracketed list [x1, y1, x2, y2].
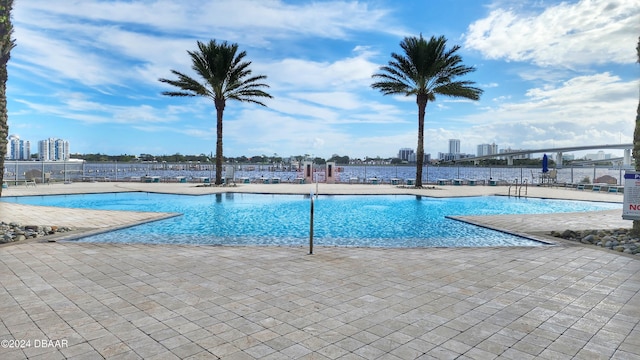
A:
[623, 171, 640, 220]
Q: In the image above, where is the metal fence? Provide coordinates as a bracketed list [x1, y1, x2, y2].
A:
[3, 160, 84, 184]
[2, 160, 630, 186]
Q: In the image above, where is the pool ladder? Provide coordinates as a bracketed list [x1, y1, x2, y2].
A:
[508, 178, 528, 198]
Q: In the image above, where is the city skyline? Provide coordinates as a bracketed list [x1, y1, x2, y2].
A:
[5, 133, 626, 163]
[6, 134, 69, 161]
[6, 0, 638, 159]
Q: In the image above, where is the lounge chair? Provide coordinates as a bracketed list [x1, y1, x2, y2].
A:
[541, 169, 557, 186]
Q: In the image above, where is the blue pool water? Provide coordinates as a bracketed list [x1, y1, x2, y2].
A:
[2, 193, 620, 247]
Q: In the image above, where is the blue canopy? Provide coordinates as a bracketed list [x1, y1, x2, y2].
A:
[542, 154, 549, 173]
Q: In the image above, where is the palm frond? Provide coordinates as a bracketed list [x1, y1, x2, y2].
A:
[159, 40, 272, 105]
[372, 34, 482, 102]
[159, 70, 209, 97]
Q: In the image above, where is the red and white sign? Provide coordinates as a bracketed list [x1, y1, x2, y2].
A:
[623, 171, 640, 220]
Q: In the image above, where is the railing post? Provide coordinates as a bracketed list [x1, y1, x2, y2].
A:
[426, 164, 429, 184]
[309, 190, 314, 255]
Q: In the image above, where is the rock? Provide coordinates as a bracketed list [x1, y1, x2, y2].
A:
[551, 227, 639, 256]
[581, 234, 596, 244]
[601, 235, 615, 243]
[0, 223, 73, 244]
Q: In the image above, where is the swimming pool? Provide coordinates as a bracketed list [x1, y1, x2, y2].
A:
[2, 193, 620, 247]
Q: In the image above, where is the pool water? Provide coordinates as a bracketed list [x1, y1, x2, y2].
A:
[1, 193, 620, 247]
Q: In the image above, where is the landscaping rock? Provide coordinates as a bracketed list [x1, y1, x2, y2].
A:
[581, 234, 596, 244]
[551, 228, 640, 257]
[0, 222, 73, 244]
[561, 230, 577, 239]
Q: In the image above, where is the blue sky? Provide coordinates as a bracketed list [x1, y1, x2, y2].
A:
[6, 0, 639, 159]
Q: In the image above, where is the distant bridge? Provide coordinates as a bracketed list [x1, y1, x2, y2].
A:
[453, 143, 633, 168]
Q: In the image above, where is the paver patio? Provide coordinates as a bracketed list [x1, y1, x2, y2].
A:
[1, 243, 638, 359]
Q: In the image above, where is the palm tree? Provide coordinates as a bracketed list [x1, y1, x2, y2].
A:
[372, 34, 482, 188]
[0, 0, 16, 196]
[159, 40, 272, 185]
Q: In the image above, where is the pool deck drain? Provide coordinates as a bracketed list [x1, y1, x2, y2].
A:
[0, 182, 637, 359]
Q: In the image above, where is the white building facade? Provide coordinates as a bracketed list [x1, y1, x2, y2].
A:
[477, 143, 498, 157]
[448, 139, 460, 155]
[397, 148, 414, 162]
[38, 138, 70, 161]
[7, 134, 31, 160]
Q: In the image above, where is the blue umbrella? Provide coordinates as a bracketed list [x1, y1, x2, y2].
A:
[542, 154, 549, 173]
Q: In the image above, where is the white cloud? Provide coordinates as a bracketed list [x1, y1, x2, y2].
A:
[453, 72, 635, 152]
[289, 92, 362, 110]
[15, 0, 394, 42]
[11, 0, 393, 90]
[500, 72, 636, 124]
[11, 28, 125, 87]
[13, 93, 180, 125]
[267, 97, 340, 121]
[464, 0, 639, 67]
[263, 54, 379, 92]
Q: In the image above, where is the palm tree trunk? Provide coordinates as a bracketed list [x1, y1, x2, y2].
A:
[632, 82, 640, 236]
[214, 98, 225, 185]
[0, 73, 7, 196]
[415, 94, 428, 188]
[632, 37, 640, 236]
[0, 60, 9, 198]
[0, 0, 13, 197]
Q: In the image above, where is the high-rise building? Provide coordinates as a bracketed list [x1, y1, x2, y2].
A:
[397, 148, 414, 162]
[408, 152, 430, 163]
[448, 139, 460, 155]
[8, 135, 18, 159]
[7, 135, 30, 160]
[38, 138, 70, 161]
[54, 139, 69, 160]
[477, 143, 498, 157]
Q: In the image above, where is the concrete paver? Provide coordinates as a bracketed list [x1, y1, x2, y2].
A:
[0, 182, 637, 359]
[0, 244, 637, 359]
